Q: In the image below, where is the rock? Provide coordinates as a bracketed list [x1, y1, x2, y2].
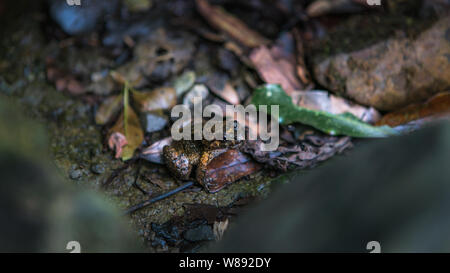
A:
[312, 15, 450, 111]
[91, 164, 105, 174]
[49, 0, 119, 35]
[69, 169, 83, 180]
[142, 112, 168, 133]
[183, 225, 215, 242]
[151, 222, 180, 245]
[183, 84, 209, 108]
[174, 71, 196, 97]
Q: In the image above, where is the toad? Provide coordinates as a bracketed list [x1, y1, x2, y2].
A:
[162, 122, 261, 192]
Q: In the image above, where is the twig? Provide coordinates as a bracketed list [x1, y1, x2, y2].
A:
[124, 181, 195, 215]
[102, 157, 139, 188]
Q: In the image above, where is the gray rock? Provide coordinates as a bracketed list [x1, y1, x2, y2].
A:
[142, 112, 168, 133]
[91, 164, 105, 175]
[49, 0, 118, 35]
[69, 169, 83, 180]
[184, 225, 215, 242]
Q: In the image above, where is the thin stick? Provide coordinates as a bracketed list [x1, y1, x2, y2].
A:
[124, 181, 195, 215]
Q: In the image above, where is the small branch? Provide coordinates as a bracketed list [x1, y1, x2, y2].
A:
[124, 181, 195, 215]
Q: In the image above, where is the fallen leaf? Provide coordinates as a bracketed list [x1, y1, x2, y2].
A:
[242, 135, 352, 171]
[209, 82, 240, 105]
[292, 28, 312, 86]
[376, 92, 450, 127]
[250, 43, 303, 96]
[306, 0, 367, 17]
[251, 84, 399, 138]
[196, 149, 262, 193]
[213, 218, 229, 241]
[195, 0, 270, 48]
[108, 85, 144, 161]
[291, 90, 381, 124]
[95, 94, 123, 125]
[140, 137, 173, 164]
[132, 87, 177, 112]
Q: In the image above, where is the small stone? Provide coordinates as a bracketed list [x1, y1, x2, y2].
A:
[49, 0, 119, 35]
[142, 112, 168, 133]
[183, 225, 215, 242]
[91, 164, 105, 174]
[174, 71, 196, 96]
[183, 84, 209, 108]
[69, 169, 83, 180]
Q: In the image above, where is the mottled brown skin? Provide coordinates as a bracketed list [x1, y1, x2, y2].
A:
[163, 121, 243, 181]
[162, 138, 240, 181]
[162, 140, 203, 180]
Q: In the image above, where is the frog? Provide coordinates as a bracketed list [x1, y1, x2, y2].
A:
[162, 121, 242, 181]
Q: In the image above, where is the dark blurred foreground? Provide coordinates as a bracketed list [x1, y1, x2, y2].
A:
[0, 98, 142, 252]
[214, 120, 450, 252]
[1, 98, 450, 252]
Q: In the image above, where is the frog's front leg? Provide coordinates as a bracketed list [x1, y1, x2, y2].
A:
[162, 141, 201, 180]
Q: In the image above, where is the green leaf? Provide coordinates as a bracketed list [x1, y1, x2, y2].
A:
[251, 84, 399, 138]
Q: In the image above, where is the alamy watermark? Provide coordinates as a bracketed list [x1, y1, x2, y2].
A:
[366, 0, 381, 6]
[170, 97, 280, 151]
[66, 0, 81, 6]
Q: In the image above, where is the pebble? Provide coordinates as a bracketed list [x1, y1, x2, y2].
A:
[183, 225, 215, 242]
[49, 0, 118, 35]
[69, 169, 83, 180]
[91, 164, 105, 174]
[142, 112, 168, 133]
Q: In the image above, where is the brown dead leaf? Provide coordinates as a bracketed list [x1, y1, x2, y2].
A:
[108, 108, 144, 161]
[209, 82, 240, 105]
[250, 32, 306, 96]
[250, 46, 301, 96]
[306, 0, 368, 17]
[195, 0, 270, 48]
[196, 149, 262, 193]
[292, 28, 312, 86]
[95, 94, 123, 125]
[376, 92, 450, 127]
[132, 87, 177, 113]
[242, 135, 352, 171]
